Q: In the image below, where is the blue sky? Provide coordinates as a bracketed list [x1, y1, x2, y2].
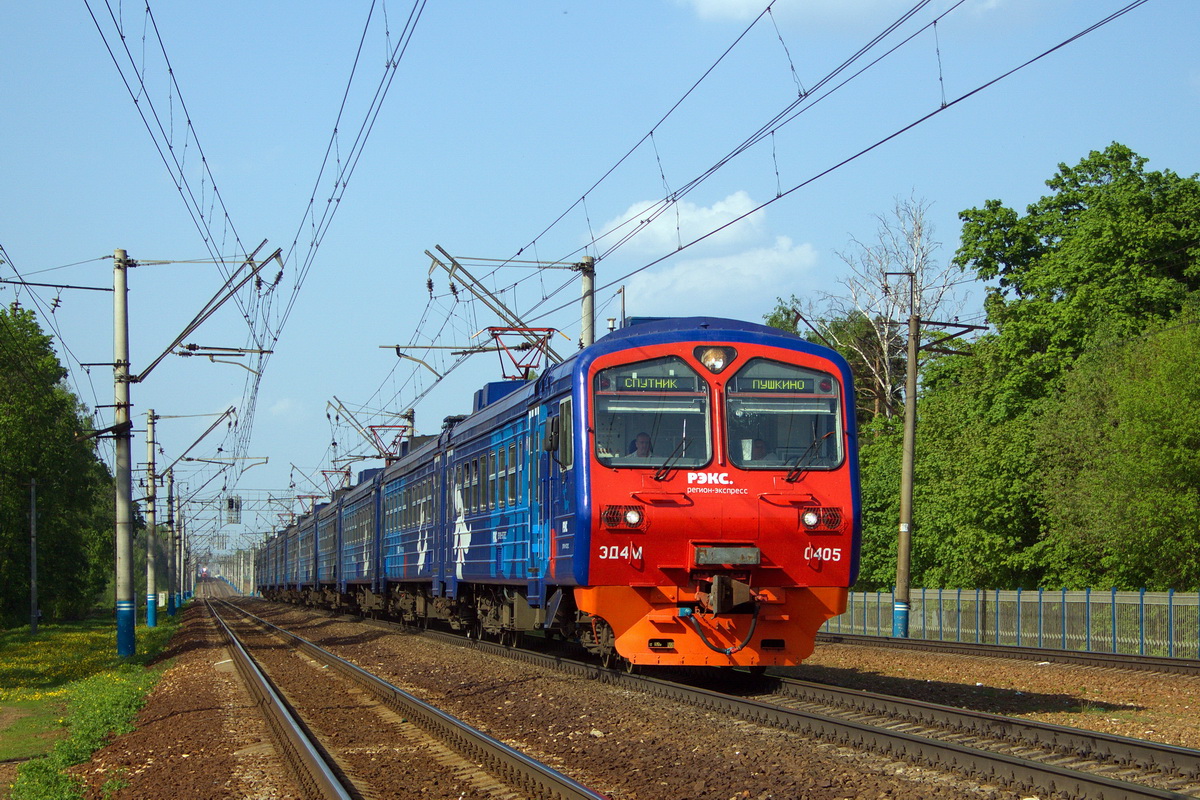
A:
[2, 1, 1195, 554]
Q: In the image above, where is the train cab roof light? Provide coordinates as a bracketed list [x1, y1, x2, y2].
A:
[695, 346, 736, 374]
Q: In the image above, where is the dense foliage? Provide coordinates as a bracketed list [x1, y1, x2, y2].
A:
[0, 305, 114, 626]
[778, 144, 1200, 591]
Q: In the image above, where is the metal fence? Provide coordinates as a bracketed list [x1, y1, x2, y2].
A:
[823, 588, 1200, 660]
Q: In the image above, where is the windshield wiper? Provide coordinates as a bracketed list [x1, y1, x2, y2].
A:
[784, 431, 834, 484]
[653, 437, 689, 482]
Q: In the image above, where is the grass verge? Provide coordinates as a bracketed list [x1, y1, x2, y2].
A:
[1, 610, 184, 800]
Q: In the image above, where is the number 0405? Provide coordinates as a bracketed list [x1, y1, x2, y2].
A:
[804, 546, 842, 561]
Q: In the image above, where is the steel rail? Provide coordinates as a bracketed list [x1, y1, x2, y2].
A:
[216, 600, 609, 800]
[600, 668, 1197, 800]
[386, 620, 1200, 799]
[246, 601, 1197, 799]
[817, 633, 1200, 677]
[205, 601, 353, 800]
[762, 674, 1200, 792]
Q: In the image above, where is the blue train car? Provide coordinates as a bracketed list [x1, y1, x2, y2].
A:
[259, 317, 860, 667]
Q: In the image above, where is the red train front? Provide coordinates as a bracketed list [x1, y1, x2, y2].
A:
[572, 318, 860, 668]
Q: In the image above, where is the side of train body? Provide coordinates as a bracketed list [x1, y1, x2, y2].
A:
[256, 317, 861, 667]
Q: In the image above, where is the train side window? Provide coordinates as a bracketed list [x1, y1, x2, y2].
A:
[481, 454, 489, 511]
[468, 459, 476, 513]
[498, 447, 507, 508]
[559, 398, 574, 469]
[490, 450, 498, 509]
[508, 443, 518, 505]
[489, 448, 499, 510]
[453, 465, 461, 516]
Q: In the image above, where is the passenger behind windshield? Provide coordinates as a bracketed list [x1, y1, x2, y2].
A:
[592, 356, 711, 469]
[725, 358, 843, 471]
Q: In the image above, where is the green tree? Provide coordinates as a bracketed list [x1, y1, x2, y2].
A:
[0, 304, 114, 625]
[1033, 313, 1200, 589]
[953, 142, 1200, 417]
[914, 143, 1200, 588]
[851, 415, 903, 590]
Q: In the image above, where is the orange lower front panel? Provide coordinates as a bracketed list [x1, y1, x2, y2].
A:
[574, 584, 848, 667]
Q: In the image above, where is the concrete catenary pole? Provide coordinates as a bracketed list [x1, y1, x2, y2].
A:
[166, 469, 177, 615]
[114, 248, 136, 656]
[145, 410, 158, 627]
[180, 505, 190, 599]
[579, 256, 595, 348]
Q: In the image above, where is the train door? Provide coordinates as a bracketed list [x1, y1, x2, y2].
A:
[434, 452, 449, 597]
[525, 407, 548, 600]
[545, 396, 576, 582]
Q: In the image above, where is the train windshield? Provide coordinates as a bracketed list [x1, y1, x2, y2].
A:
[726, 358, 843, 470]
[592, 356, 711, 469]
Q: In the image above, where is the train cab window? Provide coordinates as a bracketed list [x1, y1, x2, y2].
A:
[726, 358, 843, 470]
[593, 356, 711, 469]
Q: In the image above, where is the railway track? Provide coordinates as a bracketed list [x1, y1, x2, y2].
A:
[206, 601, 352, 800]
[558, 658, 1200, 799]
[740, 672, 1200, 798]
[817, 632, 1200, 677]
[300, 605, 1200, 799]
[234, 600, 1200, 799]
[207, 599, 609, 800]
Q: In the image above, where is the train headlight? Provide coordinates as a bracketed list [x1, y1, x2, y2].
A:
[694, 346, 737, 374]
[602, 504, 647, 530]
[801, 507, 844, 530]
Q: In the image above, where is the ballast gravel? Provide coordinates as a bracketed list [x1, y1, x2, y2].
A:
[61, 599, 1199, 800]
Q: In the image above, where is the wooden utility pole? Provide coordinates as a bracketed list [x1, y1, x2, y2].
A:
[895, 306, 918, 637]
[885, 270, 985, 638]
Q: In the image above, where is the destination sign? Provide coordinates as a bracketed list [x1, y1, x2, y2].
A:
[610, 373, 699, 392]
[730, 376, 823, 394]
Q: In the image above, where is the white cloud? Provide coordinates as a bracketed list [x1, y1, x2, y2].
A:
[599, 190, 765, 256]
[673, 0, 765, 22]
[674, 0, 1009, 27]
[623, 235, 818, 322]
[674, 0, 914, 25]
